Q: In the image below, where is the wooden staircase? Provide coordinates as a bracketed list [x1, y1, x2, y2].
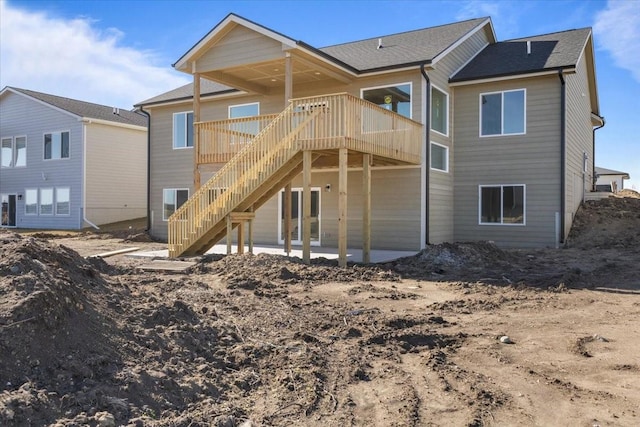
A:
[168, 93, 423, 258]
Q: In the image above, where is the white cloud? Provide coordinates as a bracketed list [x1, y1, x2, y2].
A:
[594, 0, 640, 82]
[0, 1, 189, 108]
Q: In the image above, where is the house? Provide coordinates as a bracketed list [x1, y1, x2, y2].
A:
[135, 14, 603, 264]
[595, 166, 629, 192]
[0, 87, 148, 230]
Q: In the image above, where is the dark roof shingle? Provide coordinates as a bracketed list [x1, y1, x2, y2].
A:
[135, 79, 235, 107]
[319, 18, 488, 71]
[451, 28, 591, 82]
[7, 87, 147, 127]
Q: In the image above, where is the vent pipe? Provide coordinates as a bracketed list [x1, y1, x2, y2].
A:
[527, 40, 531, 55]
[377, 38, 383, 49]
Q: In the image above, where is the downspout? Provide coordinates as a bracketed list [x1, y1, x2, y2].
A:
[420, 63, 431, 245]
[558, 69, 566, 243]
[592, 117, 605, 191]
[139, 106, 152, 232]
[82, 121, 100, 230]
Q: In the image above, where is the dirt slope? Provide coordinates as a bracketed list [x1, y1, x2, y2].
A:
[1, 196, 639, 426]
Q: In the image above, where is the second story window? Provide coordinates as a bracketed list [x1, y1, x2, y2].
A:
[431, 86, 448, 135]
[480, 89, 526, 137]
[362, 83, 412, 119]
[44, 131, 70, 160]
[173, 112, 194, 149]
[2, 136, 27, 167]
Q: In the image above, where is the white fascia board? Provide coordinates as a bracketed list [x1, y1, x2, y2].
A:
[2, 87, 80, 120]
[449, 69, 576, 87]
[431, 18, 494, 67]
[79, 117, 147, 131]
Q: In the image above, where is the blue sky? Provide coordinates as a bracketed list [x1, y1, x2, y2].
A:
[1, 0, 638, 189]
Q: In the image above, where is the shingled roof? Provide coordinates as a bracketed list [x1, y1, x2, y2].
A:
[3, 87, 147, 128]
[136, 79, 236, 107]
[451, 28, 592, 82]
[319, 17, 489, 72]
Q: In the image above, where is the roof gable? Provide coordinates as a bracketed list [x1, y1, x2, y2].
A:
[1, 87, 147, 128]
[451, 28, 592, 82]
[320, 17, 490, 72]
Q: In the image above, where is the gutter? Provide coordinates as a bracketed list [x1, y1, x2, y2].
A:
[592, 116, 605, 191]
[82, 121, 100, 230]
[420, 63, 431, 245]
[138, 106, 152, 232]
[558, 69, 566, 243]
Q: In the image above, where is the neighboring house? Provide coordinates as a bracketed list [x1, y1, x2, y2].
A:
[135, 14, 603, 263]
[595, 166, 630, 192]
[0, 87, 148, 230]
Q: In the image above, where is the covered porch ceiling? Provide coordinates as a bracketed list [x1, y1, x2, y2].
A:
[198, 50, 355, 96]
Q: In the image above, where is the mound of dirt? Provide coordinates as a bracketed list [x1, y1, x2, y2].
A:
[567, 196, 640, 250]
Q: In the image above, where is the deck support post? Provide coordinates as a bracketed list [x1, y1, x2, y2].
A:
[193, 70, 201, 191]
[338, 148, 348, 267]
[283, 52, 293, 256]
[248, 206, 254, 254]
[302, 150, 312, 264]
[237, 220, 244, 254]
[362, 153, 371, 264]
[226, 214, 232, 255]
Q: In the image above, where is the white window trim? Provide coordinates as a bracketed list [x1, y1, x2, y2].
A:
[163, 188, 189, 221]
[478, 184, 526, 226]
[39, 187, 54, 216]
[1, 136, 28, 168]
[14, 135, 27, 168]
[1, 136, 13, 168]
[43, 130, 71, 161]
[478, 89, 527, 137]
[277, 187, 322, 246]
[228, 102, 260, 118]
[25, 188, 38, 216]
[360, 82, 413, 119]
[430, 84, 449, 137]
[430, 141, 449, 173]
[172, 111, 194, 150]
[55, 187, 71, 216]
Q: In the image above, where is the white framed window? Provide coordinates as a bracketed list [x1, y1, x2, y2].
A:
[431, 85, 448, 136]
[229, 102, 260, 119]
[361, 82, 412, 119]
[479, 184, 526, 225]
[2, 136, 27, 168]
[44, 131, 70, 159]
[173, 112, 194, 149]
[25, 189, 38, 215]
[163, 188, 189, 220]
[40, 188, 54, 215]
[56, 187, 70, 215]
[430, 142, 449, 172]
[480, 89, 526, 136]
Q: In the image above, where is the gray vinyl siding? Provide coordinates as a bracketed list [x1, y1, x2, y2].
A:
[426, 24, 493, 243]
[453, 75, 562, 248]
[564, 55, 594, 238]
[85, 122, 147, 225]
[0, 91, 83, 229]
[196, 25, 285, 72]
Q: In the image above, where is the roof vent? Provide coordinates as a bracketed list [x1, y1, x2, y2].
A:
[527, 40, 531, 55]
[113, 107, 120, 115]
[377, 38, 383, 50]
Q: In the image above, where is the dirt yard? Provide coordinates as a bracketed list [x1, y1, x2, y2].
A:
[1, 193, 639, 426]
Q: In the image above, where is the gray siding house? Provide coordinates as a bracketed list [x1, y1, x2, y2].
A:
[136, 14, 602, 261]
[0, 87, 148, 230]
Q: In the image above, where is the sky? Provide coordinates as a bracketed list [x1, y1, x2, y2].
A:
[1, 0, 638, 190]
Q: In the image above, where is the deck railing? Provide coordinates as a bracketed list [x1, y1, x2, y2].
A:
[169, 93, 422, 257]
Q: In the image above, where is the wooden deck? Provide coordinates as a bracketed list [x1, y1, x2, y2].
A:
[169, 93, 423, 261]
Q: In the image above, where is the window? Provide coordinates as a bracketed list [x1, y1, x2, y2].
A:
[163, 189, 189, 220]
[44, 131, 70, 159]
[56, 188, 70, 215]
[229, 102, 260, 136]
[480, 89, 525, 136]
[362, 83, 412, 119]
[40, 188, 54, 215]
[479, 185, 525, 225]
[1, 138, 11, 168]
[431, 86, 448, 135]
[430, 142, 449, 172]
[173, 112, 194, 149]
[25, 189, 37, 215]
[1, 136, 26, 167]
